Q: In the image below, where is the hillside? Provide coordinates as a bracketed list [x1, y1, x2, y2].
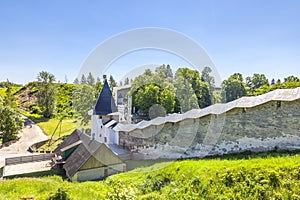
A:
[0, 154, 299, 199]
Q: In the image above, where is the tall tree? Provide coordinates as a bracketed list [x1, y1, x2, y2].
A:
[175, 68, 211, 109]
[37, 71, 57, 118]
[87, 72, 96, 86]
[166, 64, 173, 78]
[174, 74, 199, 112]
[124, 77, 130, 85]
[0, 104, 24, 143]
[222, 73, 247, 102]
[73, 78, 79, 84]
[201, 66, 216, 103]
[201, 66, 215, 88]
[73, 84, 95, 125]
[271, 78, 275, 85]
[80, 74, 87, 85]
[109, 75, 117, 89]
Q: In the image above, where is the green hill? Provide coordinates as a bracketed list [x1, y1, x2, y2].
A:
[1, 155, 299, 199]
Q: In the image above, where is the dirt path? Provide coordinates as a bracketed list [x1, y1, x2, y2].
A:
[0, 118, 49, 167]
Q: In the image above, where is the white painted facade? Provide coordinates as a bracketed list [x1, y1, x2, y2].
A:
[90, 111, 119, 145]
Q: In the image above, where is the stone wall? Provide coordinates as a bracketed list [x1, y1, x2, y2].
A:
[119, 99, 300, 159]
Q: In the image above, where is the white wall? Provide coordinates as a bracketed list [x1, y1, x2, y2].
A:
[91, 114, 119, 145]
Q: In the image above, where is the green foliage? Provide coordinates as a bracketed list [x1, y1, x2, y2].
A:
[55, 83, 74, 118]
[37, 118, 77, 150]
[246, 73, 269, 95]
[72, 84, 95, 125]
[86, 72, 95, 86]
[135, 84, 176, 115]
[175, 68, 212, 109]
[222, 73, 247, 102]
[0, 104, 24, 143]
[3, 83, 18, 108]
[37, 71, 57, 118]
[0, 155, 300, 199]
[109, 75, 117, 89]
[48, 188, 70, 200]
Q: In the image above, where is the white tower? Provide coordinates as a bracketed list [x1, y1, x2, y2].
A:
[90, 76, 119, 144]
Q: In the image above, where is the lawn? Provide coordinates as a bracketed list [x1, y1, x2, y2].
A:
[0, 154, 299, 199]
[36, 118, 77, 151]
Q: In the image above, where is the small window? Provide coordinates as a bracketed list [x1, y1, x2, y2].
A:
[99, 116, 102, 119]
[104, 137, 107, 143]
[277, 101, 281, 109]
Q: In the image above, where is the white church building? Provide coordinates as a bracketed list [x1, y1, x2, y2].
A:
[89, 77, 120, 145]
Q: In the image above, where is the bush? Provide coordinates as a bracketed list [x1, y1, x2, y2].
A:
[48, 188, 70, 200]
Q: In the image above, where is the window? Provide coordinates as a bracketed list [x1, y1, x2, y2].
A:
[277, 101, 281, 109]
[104, 137, 107, 143]
[104, 168, 108, 177]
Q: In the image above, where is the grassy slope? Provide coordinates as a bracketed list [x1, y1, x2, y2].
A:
[35, 119, 77, 151]
[0, 155, 299, 199]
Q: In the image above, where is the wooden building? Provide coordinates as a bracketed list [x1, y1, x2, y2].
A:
[54, 129, 126, 182]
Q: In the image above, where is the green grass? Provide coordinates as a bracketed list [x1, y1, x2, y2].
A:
[0, 154, 299, 199]
[36, 118, 77, 151]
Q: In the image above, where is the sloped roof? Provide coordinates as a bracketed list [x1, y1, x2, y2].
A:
[63, 133, 123, 178]
[114, 87, 300, 132]
[54, 129, 81, 154]
[94, 79, 118, 115]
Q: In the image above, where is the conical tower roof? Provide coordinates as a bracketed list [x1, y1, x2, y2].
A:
[93, 79, 117, 115]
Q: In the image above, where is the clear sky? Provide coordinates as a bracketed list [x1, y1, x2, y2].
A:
[0, 0, 299, 84]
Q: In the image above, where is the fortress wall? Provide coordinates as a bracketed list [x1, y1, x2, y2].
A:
[119, 99, 300, 158]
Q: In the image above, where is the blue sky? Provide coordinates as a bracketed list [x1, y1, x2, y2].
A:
[0, 0, 299, 84]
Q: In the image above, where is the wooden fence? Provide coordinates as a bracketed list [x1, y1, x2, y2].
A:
[5, 153, 55, 166]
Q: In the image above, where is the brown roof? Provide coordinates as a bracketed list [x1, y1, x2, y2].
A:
[63, 133, 123, 178]
[54, 129, 81, 154]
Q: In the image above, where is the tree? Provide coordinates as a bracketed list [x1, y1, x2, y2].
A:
[166, 64, 173, 78]
[4, 81, 17, 108]
[246, 74, 269, 94]
[201, 66, 216, 103]
[222, 73, 247, 102]
[175, 68, 211, 109]
[73, 84, 95, 125]
[37, 71, 57, 118]
[284, 75, 300, 83]
[95, 78, 103, 98]
[73, 78, 79, 84]
[201, 66, 215, 88]
[109, 75, 117, 89]
[80, 74, 87, 85]
[271, 78, 275, 85]
[124, 77, 130, 85]
[277, 79, 281, 84]
[0, 104, 24, 143]
[134, 84, 175, 115]
[174, 74, 199, 112]
[87, 72, 95, 86]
